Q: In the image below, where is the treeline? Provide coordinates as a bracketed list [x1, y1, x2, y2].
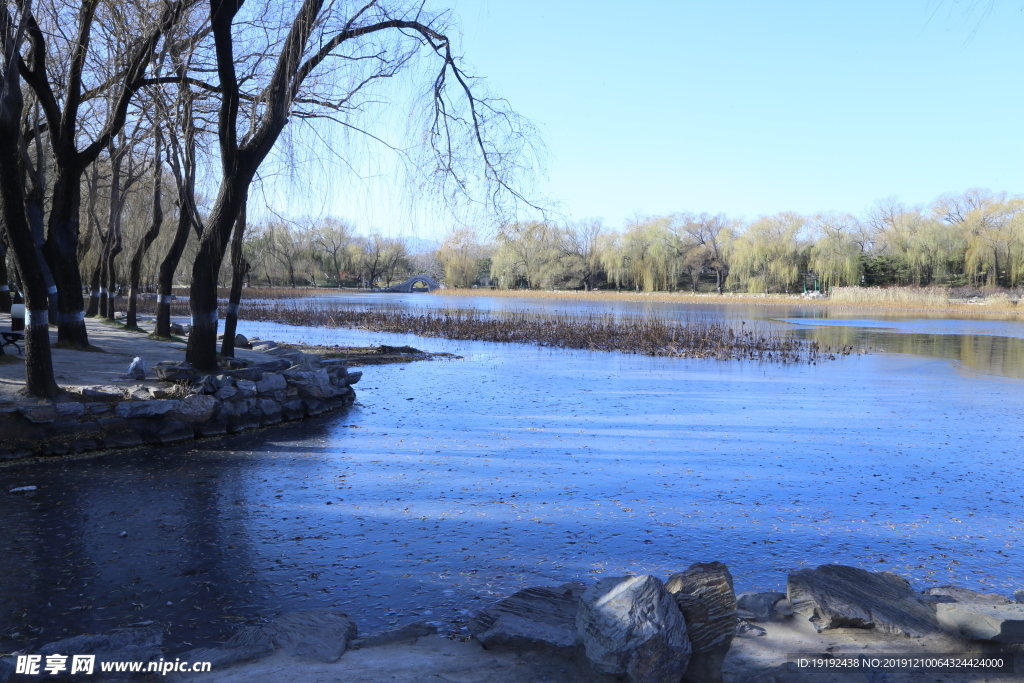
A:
[434, 190, 1024, 293]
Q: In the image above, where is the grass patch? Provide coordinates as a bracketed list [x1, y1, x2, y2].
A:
[0, 354, 23, 364]
[148, 333, 187, 344]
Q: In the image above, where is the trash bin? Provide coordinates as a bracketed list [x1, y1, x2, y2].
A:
[10, 303, 25, 332]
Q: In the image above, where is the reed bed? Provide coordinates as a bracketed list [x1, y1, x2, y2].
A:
[438, 286, 1024, 315]
[237, 301, 841, 363]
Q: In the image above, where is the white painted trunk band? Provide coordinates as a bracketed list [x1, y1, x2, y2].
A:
[192, 310, 219, 325]
[227, 302, 240, 315]
[47, 285, 57, 294]
[26, 310, 48, 325]
[61, 311, 85, 323]
[0, 286, 9, 292]
[99, 288, 108, 295]
[157, 294, 171, 303]
[90, 290, 99, 298]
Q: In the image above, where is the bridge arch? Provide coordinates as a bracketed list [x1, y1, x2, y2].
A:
[386, 275, 444, 292]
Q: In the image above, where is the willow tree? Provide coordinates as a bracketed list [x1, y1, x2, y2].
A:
[437, 226, 485, 288]
[807, 212, 862, 288]
[730, 212, 806, 293]
[184, 0, 537, 371]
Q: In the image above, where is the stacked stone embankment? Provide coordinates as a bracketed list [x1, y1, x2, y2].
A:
[0, 342, 360, 461]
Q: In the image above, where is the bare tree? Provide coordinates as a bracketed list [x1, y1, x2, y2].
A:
[0, 2, 58, 396]
[185, 0, 539, 371]
[17, 0, 186, 346]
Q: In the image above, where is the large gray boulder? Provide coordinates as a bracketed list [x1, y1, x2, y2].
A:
[935, 603, 1024, 642]
[114, 399, 180, 419]
[14, 626, 165, 681]
[666, 561, 737, 683]
[181, 609, 357, 669]
[924, 586, 1011, 605]
[788, 565, 938, 637]
[577, 575, 690, 682]
[469, 583, 585, 655]
[153, 360, 197, 382]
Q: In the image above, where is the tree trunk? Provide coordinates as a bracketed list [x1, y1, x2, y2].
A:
[127, 135, 164, 330]
[220, 198, 248, 358]
[186, 172, 253, 372]
[43, 170, 89, 346]
[85, 259, 102, 317]
[0, 241, 11, 313]
[0, 53, 59, 397]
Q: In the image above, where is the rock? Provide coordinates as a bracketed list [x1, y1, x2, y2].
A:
[174, 394, 219, 423]
[252, 341, 280, 352]
[469, 583, 585, 655]
[154, 360, 197, 382]
[346, 370, 362, 385]
[577, 574, 690, 682]
[735, 622, 767, 637]
[348, 621, 437, 650]
[256, 373, 287, 394]
[924, 586, 1011, 605]
[214, 385, 239, 401]
[259, 399, 282, 424]
[222, 367, 263, 382]
[235, 379, 257, 398]
[114, 311, 126, 320]
[221, 356, 248, 370]
[788, 565, 938, 637]
[736, 591, 786, 622]
[19, 405, 56, 424]
[193, 375, 219, 394]
[253, 358, 291, 372]
[263, 609, 358, 662]
[36, 625, 163, 679]
[282, 399, 305, 420]
[170, 322, 186, 335]
[79, 386, 123, 401]
[125, 356, 146, 380]
[1016, 589, 1024, 603]
[127, 385, 153, 401]
[234, 333, 251, 349]
[54, 403, 86, 419]
[935, 602, 1024, 642]
[665, 561, 737, 683]
[114, 400, 180, 419]
[737, 593, 774, 622]
[285, 369, 334, 399]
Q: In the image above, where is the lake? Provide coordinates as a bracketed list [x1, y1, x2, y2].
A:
[1, 293, 1021, 654]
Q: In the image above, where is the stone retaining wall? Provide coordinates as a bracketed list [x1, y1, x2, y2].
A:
[0, 361, 360, 462]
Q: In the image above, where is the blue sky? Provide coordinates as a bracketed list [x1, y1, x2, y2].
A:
[262, 1, 1024, 238]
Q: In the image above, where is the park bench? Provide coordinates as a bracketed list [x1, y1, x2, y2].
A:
[1, 331, 24, 354]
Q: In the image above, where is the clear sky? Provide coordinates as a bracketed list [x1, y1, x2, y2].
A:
[261, 1, 1024, 239]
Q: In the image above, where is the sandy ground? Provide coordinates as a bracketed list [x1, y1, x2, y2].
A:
[169, 619, 1023, 683]
[0, 315, 271, 409]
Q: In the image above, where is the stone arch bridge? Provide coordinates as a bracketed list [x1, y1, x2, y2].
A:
[385, 275, 444, 292]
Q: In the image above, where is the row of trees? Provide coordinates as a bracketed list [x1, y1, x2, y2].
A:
[0, 0, 531, 396]
[433, 190, 1024, 294]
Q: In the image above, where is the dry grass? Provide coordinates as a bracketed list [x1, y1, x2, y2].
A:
[438, 287, 1024, 315]
[238, 301, 842, 363]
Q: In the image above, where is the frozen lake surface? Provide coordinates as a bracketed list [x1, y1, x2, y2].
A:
[1, 294, 1022, 653]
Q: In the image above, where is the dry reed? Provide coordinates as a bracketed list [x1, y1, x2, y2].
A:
[236, 301, 841, 363]
[437, 287, 1024, 316]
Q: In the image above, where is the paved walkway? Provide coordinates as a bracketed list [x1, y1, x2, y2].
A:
[0, 315, 265, 409]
